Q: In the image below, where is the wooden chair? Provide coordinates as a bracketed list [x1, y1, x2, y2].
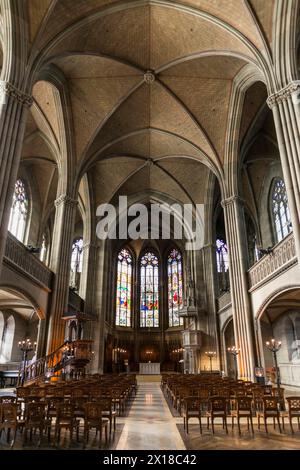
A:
[54, 403, 80, 446]
[257, 397, 281, 433]
[0, 403, 18, 447]
[23, 402, 51, 446]
[282, 397, 300, 433]
[272, 387, 285, 410]
[231, 396, 254, 435]
[83, 402, 109, 448]
[0, 395, 16, 403]
[252, 388, 264, 414]
[97, 398, 117, 435]
[206, 397, 228, 434]
[183, 397, 202, 434]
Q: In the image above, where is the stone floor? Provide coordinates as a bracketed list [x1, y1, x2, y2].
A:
[116, 382, 186, 450]
[1, 381, 300, 450]
[177, 423, 300, 450]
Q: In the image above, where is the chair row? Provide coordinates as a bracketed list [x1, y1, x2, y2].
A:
[0, 401, 115, 448]
[182, 395, 300, 435]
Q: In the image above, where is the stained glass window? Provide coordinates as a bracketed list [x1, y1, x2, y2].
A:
[271, 178, 291, 243]
[140, 252, 159, 328]
[70, 237, 83, 289]
[116, 248, 132, 327]
[216, 238, 229, 273]
[168, 248, 183, 327]
[8, 179, 28, 242]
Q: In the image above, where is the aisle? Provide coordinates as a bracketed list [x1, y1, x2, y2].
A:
[116, 382, 186, 450]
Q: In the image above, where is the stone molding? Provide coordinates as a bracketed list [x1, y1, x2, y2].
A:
[221, 195, 244, 208]
[217, 291, 232, 313]
[0, 80, 33, 107]
[83, 242, 98, 250]
[267, 81, 300, 108]
[54, 194, 78, 208]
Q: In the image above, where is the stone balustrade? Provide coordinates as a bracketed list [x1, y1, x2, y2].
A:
[4, 233, 53, 289]
[248, 233, 297, 290]
[217, 291, 231, 312]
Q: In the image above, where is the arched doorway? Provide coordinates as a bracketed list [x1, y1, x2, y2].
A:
[0, 287, 44, 370]
[223, 318, 235, 378]
[257, 287, 300, 387]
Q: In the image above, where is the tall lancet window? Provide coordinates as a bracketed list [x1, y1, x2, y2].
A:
[140, 252, 159, 328]
[8, 179, 28, 242]
[70, 237, 83, 289]
[216, 238, 229, 292]
[271, 178, 292, 243]
[116, 248, 132, 327]
[168, 248, 184, 327]
[216, 238, 229, 273]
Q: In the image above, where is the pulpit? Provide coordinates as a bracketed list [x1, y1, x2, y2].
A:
[139, 362, 160, 374]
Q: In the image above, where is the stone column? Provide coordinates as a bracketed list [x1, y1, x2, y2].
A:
[202, 243, 220, 370]
[0, 82, 32, 272]
[36, 317, 47, 359]
[79, 242, 98, 339]
[267, 82, 300, 260]
[91, 240, 107, 374]
[79, 242, 98, 311]
[222, 196, 256, 381]
[47, 194, 78, 353]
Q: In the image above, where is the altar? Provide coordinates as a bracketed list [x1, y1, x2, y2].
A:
[139, 362, 160, 374]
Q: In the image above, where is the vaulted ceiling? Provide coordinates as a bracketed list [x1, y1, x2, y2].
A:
[17, 1, 278, 214]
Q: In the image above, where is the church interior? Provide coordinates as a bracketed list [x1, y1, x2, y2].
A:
[1, 0, 300, 451]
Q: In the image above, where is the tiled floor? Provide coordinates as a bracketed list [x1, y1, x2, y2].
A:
[116, 382, 186, 450]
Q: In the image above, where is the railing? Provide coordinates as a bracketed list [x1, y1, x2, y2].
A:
[4, 233, 53, 290]
[19, 341, 68, 385]
[217, 291, 231, 312]
[248, 233, 297, 290]
[19, 340, 93, 385]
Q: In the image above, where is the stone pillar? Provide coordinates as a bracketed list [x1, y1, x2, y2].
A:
[0, 82, 32, 272]
[222, 196, 256, 381]
[80, 242, 98, 311]
[91, 240, 107, 374]
[79, 242, 98, 339]
[36, 317, 47, 359]
[255, 318, 266, 372]
[202, 243, 220, 370]
[267, 82, 300, 260]
[47, 194, 78, 353]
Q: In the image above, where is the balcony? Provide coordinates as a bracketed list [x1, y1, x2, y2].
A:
[248, 233, 297, 291]
[217, 291, 231, 312]
[4, 233, 53, 290]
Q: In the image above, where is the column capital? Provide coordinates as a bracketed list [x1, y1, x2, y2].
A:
[0, 80, 33, 107]
[221, 195, 244, 208]
[54, 194, 78, 208]
[267, 81, 300, 109]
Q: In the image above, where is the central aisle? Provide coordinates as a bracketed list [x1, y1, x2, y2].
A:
[116, 381, 186, 450]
